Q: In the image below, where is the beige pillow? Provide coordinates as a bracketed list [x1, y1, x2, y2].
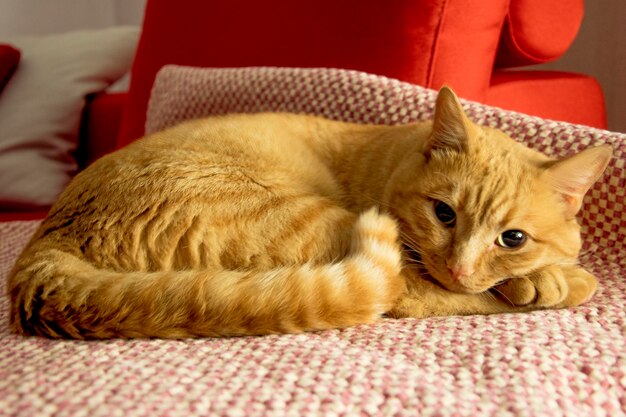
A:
[0, 27, 139, 209]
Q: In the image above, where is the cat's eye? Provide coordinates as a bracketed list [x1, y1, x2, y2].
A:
[496, 230, 527, 249]
[434, 200, 456, 227]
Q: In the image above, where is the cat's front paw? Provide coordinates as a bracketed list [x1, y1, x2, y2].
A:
[495, 265, 598, 309]
[495, 277, 536, 306]
[556, 265, 598, 307]
[495, 265, 568, 308]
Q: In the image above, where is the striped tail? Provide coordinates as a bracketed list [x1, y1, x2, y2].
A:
[9, 208, 406, 339]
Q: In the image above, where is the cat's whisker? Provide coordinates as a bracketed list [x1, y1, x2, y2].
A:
[549, 261, 581, 268]
[402, 243, 423, 256]
[479, 290, 499, 306]
[490, 287, 515, 306]
[400, 242, 424, 262]
[577, 250, 602, 264]
[403, 258, 426, 266]
[399, 230, 420, 246]
[399, 232, 423, 250]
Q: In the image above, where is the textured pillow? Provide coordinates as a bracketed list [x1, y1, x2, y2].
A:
[0, 27, 139, 210]
[0, 44, 20, 93]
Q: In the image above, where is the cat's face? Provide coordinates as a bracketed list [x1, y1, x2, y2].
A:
[387, 87, 612, 294]
[391, 128, 582, 294]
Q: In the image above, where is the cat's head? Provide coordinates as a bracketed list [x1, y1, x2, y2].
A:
[387, 87, 612, 294]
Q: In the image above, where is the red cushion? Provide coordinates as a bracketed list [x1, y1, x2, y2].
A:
[486, 70, 606, 129]
[78, 92, 128, 167]
[496, 0, 583, 67]
[0, 44, 20, 93]
[427, 0, 508, 101]
[0, 210, 47, 223]
[118, 0, 508, 147]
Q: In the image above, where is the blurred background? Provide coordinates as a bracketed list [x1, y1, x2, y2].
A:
[0, 0, 624, 132]
[537, 0, 626, 133]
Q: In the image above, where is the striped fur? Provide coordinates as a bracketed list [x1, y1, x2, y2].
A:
[9, 208, 404, 338]
[8, 88, 610, 339]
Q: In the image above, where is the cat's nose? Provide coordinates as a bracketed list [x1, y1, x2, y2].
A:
[446, 262, 474, 281]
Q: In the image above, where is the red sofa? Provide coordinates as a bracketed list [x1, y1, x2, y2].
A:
[1, 0, 606, 221]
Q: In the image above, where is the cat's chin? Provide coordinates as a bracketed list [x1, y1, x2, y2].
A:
[440, 281, 488, 295]
[415, 268, 478, 294]
[425, 269, 492, 295]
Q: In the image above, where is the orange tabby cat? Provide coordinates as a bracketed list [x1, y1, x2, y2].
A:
[8, 87, 612, 339]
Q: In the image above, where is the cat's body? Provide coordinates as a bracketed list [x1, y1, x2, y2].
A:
[8, 88, 611, 339]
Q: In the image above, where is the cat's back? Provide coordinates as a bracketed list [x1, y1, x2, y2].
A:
[72, 112, 398, 212]
[37, 113, 358, 246]
[19, 113, 357, 270]
[125, 112, 348, 166]
[91, 113, 351, 183]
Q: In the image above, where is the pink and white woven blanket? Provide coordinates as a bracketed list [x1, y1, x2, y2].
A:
[1, 67, 625, 417]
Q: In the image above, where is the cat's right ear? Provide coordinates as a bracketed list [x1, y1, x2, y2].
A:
[545, 145, 613, 218]
[425, 86, 475, 158]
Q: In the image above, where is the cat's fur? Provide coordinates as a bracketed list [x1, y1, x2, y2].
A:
[8, 87, 612, 339]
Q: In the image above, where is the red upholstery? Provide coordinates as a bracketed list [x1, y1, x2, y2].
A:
[117, 0, 602, 148]
[78, 92, 128, 167]
[118, 0, 511, 146]
[0, 210, 47, 222]
[487, 71, 607, 129]
[1, 0, 606, 223]
[496, 0, 584, 67]
[0, 44, 20, 93]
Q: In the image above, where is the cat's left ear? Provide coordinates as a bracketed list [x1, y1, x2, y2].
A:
[426, 86, 476, 158]
[545, 145, 613, 218]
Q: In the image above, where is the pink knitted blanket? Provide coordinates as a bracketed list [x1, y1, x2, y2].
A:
[1, 67, 624, 416]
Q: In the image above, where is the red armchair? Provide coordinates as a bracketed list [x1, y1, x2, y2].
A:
[6, 0, 603, 222]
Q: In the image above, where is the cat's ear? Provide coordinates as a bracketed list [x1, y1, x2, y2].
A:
[426, 86, 475, 157]
[545, 145, 613, 218]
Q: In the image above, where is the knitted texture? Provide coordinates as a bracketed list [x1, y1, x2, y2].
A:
[1, 66, 625, 417]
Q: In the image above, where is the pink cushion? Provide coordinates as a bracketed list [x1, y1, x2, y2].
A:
[2, 66, 625, 416]
[0, 44, 20, 93]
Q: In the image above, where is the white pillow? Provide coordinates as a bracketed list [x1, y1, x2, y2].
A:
[0, 27, 139, 209]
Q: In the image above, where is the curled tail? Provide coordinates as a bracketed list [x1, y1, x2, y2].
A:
[8, 209, 405, 339]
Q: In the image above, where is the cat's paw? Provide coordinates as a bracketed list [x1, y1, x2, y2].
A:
[495, 265, 598, 309]
[495, 277, 537, 306]
[556, 266, 598, 308]
[495, 265, 568, 308]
